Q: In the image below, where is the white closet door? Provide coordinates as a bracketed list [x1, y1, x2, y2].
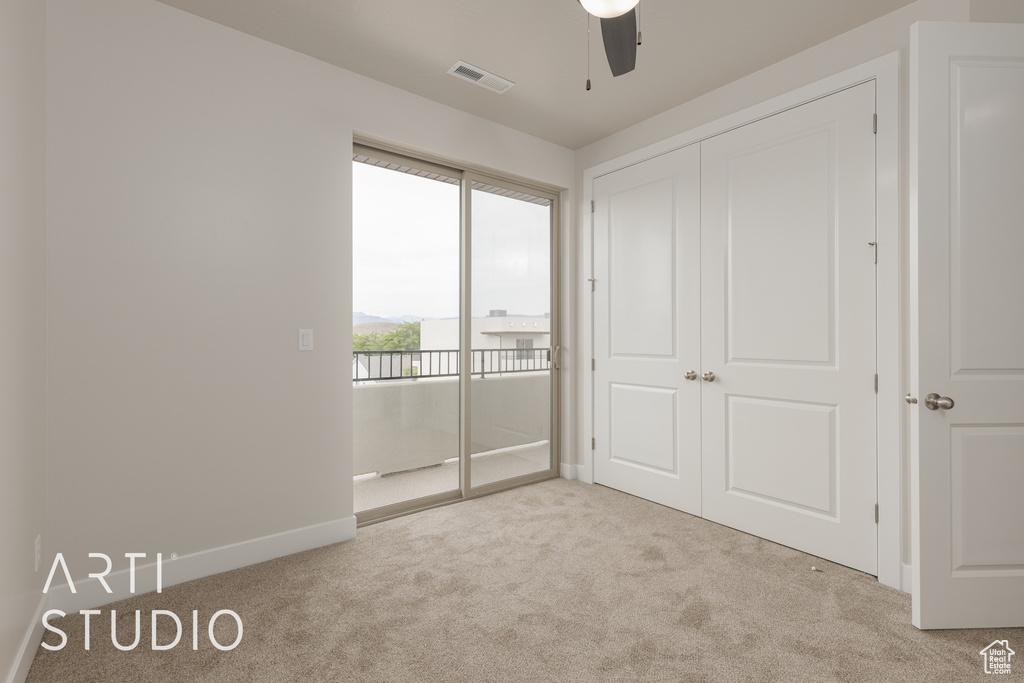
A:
[700, 82, 878, 574]
[592, 143, 702, 515]
[911, 21, 1024, 629]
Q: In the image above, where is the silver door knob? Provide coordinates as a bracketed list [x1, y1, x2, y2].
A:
[924, 393, 954, 410]
[684, 370, 698, 381]
[702, 371, 716, 383]
[905, 394, 918, 405]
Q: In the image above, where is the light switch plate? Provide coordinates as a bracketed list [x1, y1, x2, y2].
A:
[298, 329, 313, 351]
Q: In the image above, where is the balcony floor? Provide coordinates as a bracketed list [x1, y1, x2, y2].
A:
[354, 442, 550, 513]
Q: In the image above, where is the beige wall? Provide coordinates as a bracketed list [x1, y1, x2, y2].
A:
[45, 0, 573, 582]
[970, 0, 1024, 22]
[572, 0, 978, 571]
[0, 0, 47, 677]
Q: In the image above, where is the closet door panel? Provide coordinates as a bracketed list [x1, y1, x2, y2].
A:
[725, 128, 834, 365]
[592, 143, 702, 515]
[700, 82, 878, 574]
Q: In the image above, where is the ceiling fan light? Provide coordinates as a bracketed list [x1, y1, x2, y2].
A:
[580, 0, 639, 19]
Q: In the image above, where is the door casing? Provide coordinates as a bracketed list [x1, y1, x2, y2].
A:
[581, 52, 902, 590]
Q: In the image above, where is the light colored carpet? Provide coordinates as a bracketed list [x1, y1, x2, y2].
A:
[27, 479, 1023, 682]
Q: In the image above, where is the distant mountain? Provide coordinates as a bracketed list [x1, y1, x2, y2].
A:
[353, 312, 399, 325]
[353, 312, 439, 325]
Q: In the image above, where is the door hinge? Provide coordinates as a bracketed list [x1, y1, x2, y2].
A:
[868, 241, 877, 264]
[874, 374, 878, 393]
[588, 277, 595, 292]
[591, 358, 596, 371]
[592, 437, 596, 450]
[873, 113, 877, 134]
[875, 503, 879, 524]
[591, 200, 595, 213]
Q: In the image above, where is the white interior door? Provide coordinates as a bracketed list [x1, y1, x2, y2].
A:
[910, 21, 1024, 629]
[592, 144, 701, 515]
[700, 82, 879, 574]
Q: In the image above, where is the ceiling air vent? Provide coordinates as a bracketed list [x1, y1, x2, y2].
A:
[447, 60, 515, 94]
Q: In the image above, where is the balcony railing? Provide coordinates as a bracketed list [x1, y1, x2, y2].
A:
[353, 348, 550, 383]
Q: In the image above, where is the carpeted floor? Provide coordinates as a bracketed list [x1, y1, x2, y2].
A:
[27, 479, 1023, 682]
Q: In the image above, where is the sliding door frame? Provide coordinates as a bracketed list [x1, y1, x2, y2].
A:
[355, 139, 561, 526]
[463, 170, 562, 499]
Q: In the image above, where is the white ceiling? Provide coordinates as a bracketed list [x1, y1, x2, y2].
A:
[154, 0, 916, 149]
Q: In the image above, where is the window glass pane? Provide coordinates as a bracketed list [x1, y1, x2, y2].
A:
[352, 160, 460, 512]
[468, 183, 553, 488]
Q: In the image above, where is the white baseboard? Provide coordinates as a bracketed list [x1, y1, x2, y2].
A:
[46, 515, 357, 615]
[575, 463, 593, 484]
[558, 463, 592, 482]
[901, 562, 913, 594]
[5, 596, 47, 683]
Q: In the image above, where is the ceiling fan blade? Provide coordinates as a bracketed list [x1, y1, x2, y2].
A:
[600, 8, 637, 77]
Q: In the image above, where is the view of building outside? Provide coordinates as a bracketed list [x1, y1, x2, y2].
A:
[352, 161, 552, 383]
[352, 156, 552, 509]
[419, 313, 550, 375]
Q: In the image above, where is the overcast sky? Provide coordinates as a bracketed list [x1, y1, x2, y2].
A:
[353, 162, 550, 320]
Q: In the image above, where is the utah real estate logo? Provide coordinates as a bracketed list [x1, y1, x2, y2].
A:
[980, 640, 1014, 675]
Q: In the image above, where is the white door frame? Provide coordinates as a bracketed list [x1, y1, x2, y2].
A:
[581, 52, 902, 591]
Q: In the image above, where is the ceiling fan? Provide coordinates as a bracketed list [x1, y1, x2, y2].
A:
[579, 0, 641, 85]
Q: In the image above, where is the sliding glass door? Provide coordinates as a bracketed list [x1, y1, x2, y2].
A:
[352, 145, 559, 522]
[351, 150, 462, 513]
[469, 179, 555, 488]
